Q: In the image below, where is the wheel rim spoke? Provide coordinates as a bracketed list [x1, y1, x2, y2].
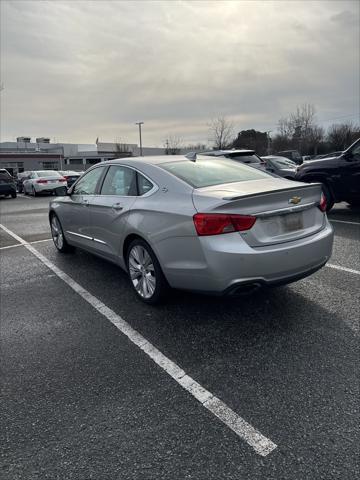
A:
[51, 218, 63, 249]
[129, 245, 156, 299]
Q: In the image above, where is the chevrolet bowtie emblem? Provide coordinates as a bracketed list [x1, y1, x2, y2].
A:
[289, 196, 301, 205]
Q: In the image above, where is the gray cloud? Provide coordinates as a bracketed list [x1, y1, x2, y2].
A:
[0, 0, 359, 146]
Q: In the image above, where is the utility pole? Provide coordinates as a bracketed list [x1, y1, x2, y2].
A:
[266, 131, 272, 155]
[135, 122, 144, 156]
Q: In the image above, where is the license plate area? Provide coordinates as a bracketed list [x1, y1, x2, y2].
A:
[282, 212, 303, 232]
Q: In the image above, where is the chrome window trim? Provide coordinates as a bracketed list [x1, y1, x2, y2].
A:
[100, 164, 159, 198]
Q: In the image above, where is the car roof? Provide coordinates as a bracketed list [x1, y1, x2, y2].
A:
[103, 154, 219, 167]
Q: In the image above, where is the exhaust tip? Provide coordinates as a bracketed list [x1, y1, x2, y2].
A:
[228, 283, 262, 296]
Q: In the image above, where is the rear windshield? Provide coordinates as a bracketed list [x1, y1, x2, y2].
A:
[269, 157, 296, 168]
[35, 171, 61, 177]
[160, 158, 269, 188]
[224, 153, 261, 164]
[0, 173, 13, 181]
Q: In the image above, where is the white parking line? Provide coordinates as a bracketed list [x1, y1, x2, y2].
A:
[0, 223, 277, 457]
[326, 263, 360, 275]
[0, 238, 52, 250]
[330, 219, 360, 226]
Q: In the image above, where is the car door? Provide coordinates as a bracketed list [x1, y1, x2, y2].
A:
[339, 141, 360, 197]
[88, 165, 143, 260]
[60, 166, 106, 249]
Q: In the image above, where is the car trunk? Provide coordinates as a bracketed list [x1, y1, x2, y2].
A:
[192, 178, 324, 247]
[37, 176, 65, 185]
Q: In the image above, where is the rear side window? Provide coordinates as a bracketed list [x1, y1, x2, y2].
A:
[137, 174, 153, 196]
[160, 158, 269, 188]
[101, 166, 137, 196]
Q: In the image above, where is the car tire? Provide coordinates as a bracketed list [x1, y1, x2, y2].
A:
[50, 214, 74, 253]
[126, 238, 168, 304]
[32, 186, 37, 197]
[321, 184, 334, 212]
[11, 192, 17, 198]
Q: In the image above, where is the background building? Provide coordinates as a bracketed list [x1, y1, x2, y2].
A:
[0, 137, 174, 175]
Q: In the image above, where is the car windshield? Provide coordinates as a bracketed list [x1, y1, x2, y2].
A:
[269, 157, 296, 168]
[160, 158, 269, 188]
[35, 171, 61, 177]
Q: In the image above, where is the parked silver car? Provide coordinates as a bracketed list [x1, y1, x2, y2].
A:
[49, 155, 333, 303]
[24, 171, 67, 196]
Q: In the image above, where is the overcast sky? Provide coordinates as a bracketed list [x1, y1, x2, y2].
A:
[0, 0, 359, 147]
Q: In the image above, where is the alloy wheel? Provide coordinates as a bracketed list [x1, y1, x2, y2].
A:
[128, 245, 156, 299]
[51, 216, 64, 250]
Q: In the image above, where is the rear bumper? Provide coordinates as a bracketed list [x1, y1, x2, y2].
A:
[0, 185, 16, 195]
[35, 183, 66, 193]
[161, 218, 334, 293]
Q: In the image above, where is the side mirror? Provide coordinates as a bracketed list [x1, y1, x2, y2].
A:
[54, 186, 69, 196]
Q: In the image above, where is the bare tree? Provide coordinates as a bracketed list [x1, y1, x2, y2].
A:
[164, 135, 183, 155]
[277, 117, 293, 138]
[276, 103, 319, 153]
[208, 116, 235, 149]
[184, 142, 208, 152]
[307, 125, 325, 155]
[327, 122, 360, 151]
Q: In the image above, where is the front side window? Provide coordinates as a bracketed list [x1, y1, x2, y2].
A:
[72, 167, 104, 195]
[101, 166, 137, 196]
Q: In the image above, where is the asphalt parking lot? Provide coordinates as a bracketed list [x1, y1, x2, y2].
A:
[1, 194, 359, 480]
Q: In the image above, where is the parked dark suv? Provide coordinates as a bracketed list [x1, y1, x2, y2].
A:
[16, 171, 31, 193]
[296, 138, 360, 211]
[0, 171, 17, 198]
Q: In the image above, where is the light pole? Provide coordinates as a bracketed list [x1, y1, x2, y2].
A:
[135, 122, 144, 156]
[266, 131, 272, 155]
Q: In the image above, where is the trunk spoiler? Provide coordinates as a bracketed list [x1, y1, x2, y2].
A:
[222, 183, 321, 201]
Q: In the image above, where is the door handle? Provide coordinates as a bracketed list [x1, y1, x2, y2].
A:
[112, 203, 123, 211]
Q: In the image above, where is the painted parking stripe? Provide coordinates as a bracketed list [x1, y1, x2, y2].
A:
[0, 238, 52, 250]
[330, 219, 360, 226]
[326, 263, 360, 275]
[0, 223, 277, 457]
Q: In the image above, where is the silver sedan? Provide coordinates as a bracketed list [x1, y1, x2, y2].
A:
[49, 155, 333, 303]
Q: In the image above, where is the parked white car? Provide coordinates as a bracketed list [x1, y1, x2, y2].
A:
[23, 171, 67, 196]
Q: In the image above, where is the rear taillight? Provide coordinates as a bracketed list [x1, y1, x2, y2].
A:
[36, 179, 48, 184]
[193, 213, 256, 236]
[59, 177, 67, 182]
[319, 193, 327, 212]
